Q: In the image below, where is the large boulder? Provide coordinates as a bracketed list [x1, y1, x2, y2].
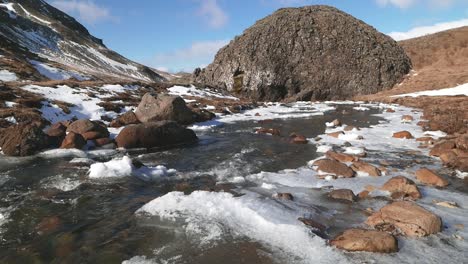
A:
[115, 121, 197, 149]
[194, 5, 411, 101]
[330, 229, 398, 253]
[0, 123, 50, 156]
[366, 201, 442, 237]
[134, 93, 197, 125]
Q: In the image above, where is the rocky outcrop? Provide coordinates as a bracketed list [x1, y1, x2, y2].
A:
[194, 5, 411, 101]
[135, 93, 197, 125]
[115, 121, 197, 149]
[366, 201, 442, 237]
[0, 123, 50, 156]
[331, 229, 398, 253]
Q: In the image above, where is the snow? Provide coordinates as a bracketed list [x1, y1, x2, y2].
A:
[30, 60, 89, 81]
[137, 191, 344, 263]
[393, 83, 468, 97]
[4, 116, 17, 124]
[4, 101, 17, 108]
[21, 84, 133, 122]
[316, 145, 333, 153]
[0, 70, 17, 82]
[168, 85, 239, 100]
[88, 156, 177, 181]
[0, 3, 16, 18]
[17, 3, 51, 25]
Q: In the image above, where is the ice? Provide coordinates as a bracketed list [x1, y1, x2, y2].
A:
[352, 106, 370, 111]
[343, 147, 366, 155]
[88, 156, 177, 181]
[137, 191, 344, 263]
[30, 60, 89, 81]
[4, 101, 17, 108]
[316, 145, 333, 153]
[393, 83, 468, 97]
[168, 85, 239, 100]
[0, 70, 17, 81]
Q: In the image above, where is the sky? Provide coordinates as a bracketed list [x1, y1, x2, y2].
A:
[46, 0, 468, 73]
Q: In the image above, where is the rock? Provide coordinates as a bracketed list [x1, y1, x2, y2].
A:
[328, 189, 356, 202]
[351, 161, 381, 177]
[60, 132, 86, 149]
[386, 108, 395, 113]
[194, 5, 410, 101]
[274, 193, 294, 201]
[330, 229, 398, 253]
[330, 119, 341, 127]
[343, 125, 359, 131]
[256, 128, 281, 136]
[94, 138, 113, 147]
[415, 168, 449, 187]
[290, 134, 308, 144]
[392, 131, 413, 139]
[193, 109, 216, 122]
[326, 151, 357, 163]
[298, 217, 328, 238]
[327, 131, 344, 138]
[0, 123, 50, 156]
[439, 151, 457, 166]
[433, 200, 458, 208]
[67, 119, 109, 140]
[109, 111, 140, 128]
[416, 136, 434, 143]
[401, 115, 414, 122]
[46, 122, 67, 138]
[36, 216, 61, 235]
[380, 176, 422, 200]
[366, 201, 442, 237]
[115, 121, 198, 149]
[429, 140, 456, 157]
[134, 93, 196, 125]
[455, 134, 468, 150]
[313, 159, 354, 177]
[358, 190, 370, 199]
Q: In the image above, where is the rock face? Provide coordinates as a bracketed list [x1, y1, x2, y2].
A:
[331, 229, 398, 253]
[194, 5, 411, 101]
[366, 201, 442, 237]
[0, 123, 50, 156]
[115, 121, 197, 149]
[135, 93, 196, 125]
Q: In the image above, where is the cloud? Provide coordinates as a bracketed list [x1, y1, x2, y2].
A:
[196, 0, 228, 29]
[151, 39, 229, 73]
[388, 18, 468, 40]
[49, 0, 114, 24]
[376, 0, 417, 9]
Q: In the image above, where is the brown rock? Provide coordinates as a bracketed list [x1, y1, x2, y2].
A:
[94, 138, 113, 147]
[109, 111, 140, 128]
[358, 190, 370, 199]
[46, 122, 67, 138]
[0, 123, 50, 156]
[351, 161, 381, 177]
[67, 119, 109, 139]
[115, 121, 197, 149]
[429, 140, 456, 157]
[366, 201, 442, 237]
[290, 134, 308, 144]
[330, 229, 398, 253]
[331, 119, 341, 127]
[343, 125, 359, 131]
[60, 132, 86, 149]
[439, 151, 457, 166]
[401, 115, 414, 122]
[256, 128, 281, 136]
[134, 93, 196, 125]
[416, 136, 434, 143]
[328, 189, 356, 202]
[381, 176, 421, 200]
[386, 108, 395, 113]
[313, 159, 355, 178]
[327, 131, 344, 138]
[392, 131, 413, 139]
[455, 134, 468, 151]
[326, 151, 357, 163]
[415, 168, 449, 187]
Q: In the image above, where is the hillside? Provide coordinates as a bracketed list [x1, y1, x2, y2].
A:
[0, 0, 164, 82]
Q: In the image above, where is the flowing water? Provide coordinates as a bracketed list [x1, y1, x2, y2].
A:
[0, 103, 466, 264]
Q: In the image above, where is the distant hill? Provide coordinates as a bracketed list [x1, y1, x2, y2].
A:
[0, 0, 165, 82]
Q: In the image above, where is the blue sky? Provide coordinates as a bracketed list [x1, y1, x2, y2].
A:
[47, 0, 468, 73]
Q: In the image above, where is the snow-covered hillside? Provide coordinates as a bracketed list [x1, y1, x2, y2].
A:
[0, 0, 164, 82]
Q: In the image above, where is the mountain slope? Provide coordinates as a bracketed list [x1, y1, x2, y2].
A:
[0, 0, 164, 82]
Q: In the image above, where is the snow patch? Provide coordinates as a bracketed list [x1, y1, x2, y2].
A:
[393, 83, 468, 97]
[30, 60, 89, 81]
[0, 70, 17, 82]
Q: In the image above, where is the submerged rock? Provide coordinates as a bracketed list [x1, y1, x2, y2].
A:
[194, 5, 411, 101]
[366, 201, 442, 237]
[331, 229, 398, 253]
[135, 93, 197, 125]
[115, 121, 197, 149]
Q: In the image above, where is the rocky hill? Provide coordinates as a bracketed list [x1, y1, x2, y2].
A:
[0, 0, 164, 82]
[194, 5, 411, 101]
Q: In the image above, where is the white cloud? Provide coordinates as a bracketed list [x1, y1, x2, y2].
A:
[152, 39, 229, 73]
[376, 0, 417, 9]
[49, 0, 114, 24]
[196, 0, 228, 29]
[388, 18, 468, 40]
